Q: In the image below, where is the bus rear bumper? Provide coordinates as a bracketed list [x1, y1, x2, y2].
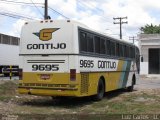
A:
[18, 87, 79, 97]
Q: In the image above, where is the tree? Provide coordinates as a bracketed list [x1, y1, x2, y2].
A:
[140, 24, 160, 34]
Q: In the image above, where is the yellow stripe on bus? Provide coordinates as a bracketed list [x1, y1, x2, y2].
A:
[19, 60, 130, 97]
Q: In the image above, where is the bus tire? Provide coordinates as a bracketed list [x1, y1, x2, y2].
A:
[93, 78, 105, 101]
[127, 75, 135, 92]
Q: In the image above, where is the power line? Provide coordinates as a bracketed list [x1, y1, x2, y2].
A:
[0, 2, 42, 7]
[0, 12, 35, 20]
[76, 0, 112, 23]
[0, 9, 39, 20]
[0, 0, 43, 20]
[0, 0, 44, 8]
[113, 16, 128, 39]
[30, 0, 43, 19]
[0, 0, 69, 20]
[0, 0, 43, 5]
[48, 7, 69, 19]
[0, 13, 22, 19]
[77, 0, 103, 14]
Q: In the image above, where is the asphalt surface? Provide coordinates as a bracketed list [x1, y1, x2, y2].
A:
[135, 75, 160, 89]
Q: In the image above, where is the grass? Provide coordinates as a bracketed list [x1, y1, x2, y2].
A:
[0, 80, 160, 118]
[0, 80, 18, 102]
[0, 80, 17, 95]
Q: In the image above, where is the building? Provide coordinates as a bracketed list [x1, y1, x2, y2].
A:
[139, 34, 160, 75]
[0, 33, 20, 76]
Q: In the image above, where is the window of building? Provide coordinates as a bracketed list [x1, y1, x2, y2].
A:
[11, 37, 19, 45]
[2, 35, 10, 45]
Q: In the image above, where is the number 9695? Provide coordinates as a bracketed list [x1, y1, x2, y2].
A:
[80, 60, 94, 68]
[32, 64, 59, 71]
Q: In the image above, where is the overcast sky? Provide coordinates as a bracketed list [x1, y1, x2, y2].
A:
[0, 0, 160, 43]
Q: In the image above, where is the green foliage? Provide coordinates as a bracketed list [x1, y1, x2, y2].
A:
[140, 24, 160, 34]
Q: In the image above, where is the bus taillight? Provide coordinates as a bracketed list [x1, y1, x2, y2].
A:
[19, 69, 23, 80]
[70, 69, 76, 81]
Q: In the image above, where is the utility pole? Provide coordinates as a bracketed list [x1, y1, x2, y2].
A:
[113, 17, 128, 39]
[44, 0, 48, 19]
[129, 36, 137, 44]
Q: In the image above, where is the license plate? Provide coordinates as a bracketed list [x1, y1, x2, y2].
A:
[40, 74, 50, 80]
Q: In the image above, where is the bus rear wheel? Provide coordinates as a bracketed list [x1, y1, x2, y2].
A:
[93, 79, 105, 101]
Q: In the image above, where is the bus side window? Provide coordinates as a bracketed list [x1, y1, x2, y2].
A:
[121, 44, 125, 57]
[87, 33, 94, 53]
[130, 47, 134, 58]
[124, 45, 127, 57]
[126, 46, 129, 58]
[110, 41, 115, 56]
[100, 38, 106, 54]
[132, 47, 136, 58]
[119, 44, 123, 57]
[94, 36, 100, 54]
[116, 43, 120, 57]
[80, 31, 87, 52]
[106, 40, 111, 55]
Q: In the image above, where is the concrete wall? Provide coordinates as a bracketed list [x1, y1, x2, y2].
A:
[0, 44, 19, 65]
[139, 34, 160, 75]
[140, 62, 148, 74]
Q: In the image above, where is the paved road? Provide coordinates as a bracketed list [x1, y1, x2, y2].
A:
[135, 75, 160, 89]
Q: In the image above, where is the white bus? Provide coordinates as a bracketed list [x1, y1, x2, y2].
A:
[18, 20, 140, 100]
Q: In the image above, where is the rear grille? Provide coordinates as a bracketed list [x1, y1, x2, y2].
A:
[19, 83, 68, 88]
[18, 83, 78, 91]
[80, 73, 89, 94]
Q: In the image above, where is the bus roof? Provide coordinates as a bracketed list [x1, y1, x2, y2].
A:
[24, 19, 137, 47]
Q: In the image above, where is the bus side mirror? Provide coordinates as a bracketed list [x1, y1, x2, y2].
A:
[141, 56, 143, 62]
